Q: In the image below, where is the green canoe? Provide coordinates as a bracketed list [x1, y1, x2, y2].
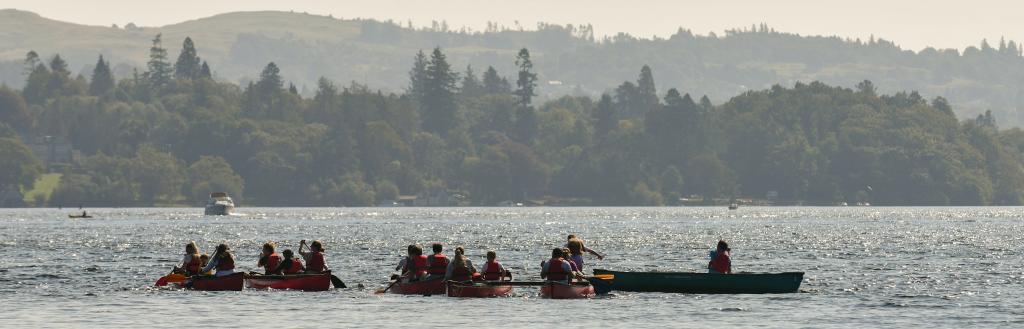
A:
[593, 269, 803, 294]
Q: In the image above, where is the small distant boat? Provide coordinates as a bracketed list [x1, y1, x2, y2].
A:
[181, 272, 245, 291]
[204, 192, 235, 215]
[539, 282, 595, 299]
[246, 272, 333, 291]
[446, 281, 514, 298]
[728, 203, 739, 210]
[387, 279, 446, 295]
[593, 269, 803, 294]
[68, 211, 92, 218]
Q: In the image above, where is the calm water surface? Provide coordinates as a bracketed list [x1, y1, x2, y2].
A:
[2, 207, 1023, 328]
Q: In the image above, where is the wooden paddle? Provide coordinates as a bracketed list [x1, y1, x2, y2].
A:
[375, 272, 408, 294]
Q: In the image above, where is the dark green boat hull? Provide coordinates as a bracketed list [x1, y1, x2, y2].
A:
[593, 269, 803, 294]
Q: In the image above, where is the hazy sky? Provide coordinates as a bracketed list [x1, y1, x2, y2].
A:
[4, 0, 1019, 50]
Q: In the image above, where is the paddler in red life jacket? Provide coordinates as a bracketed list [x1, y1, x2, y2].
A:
[708, 240, 732, 274]
[423, 243, 450, 281]
[395, 244, 427, 282]
[257, 242, 284, 275]
[299, 240, 329, 274]
[541, 248, 574, 284]
[481, 250, 510, 281]
[273, 249, 306, 275]
[200, 243, 237, 277]
[174, 241, 203, 276]
[444, 246, 479, 282]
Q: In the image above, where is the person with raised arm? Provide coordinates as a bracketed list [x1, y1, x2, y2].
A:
[298, 240, 329, 274]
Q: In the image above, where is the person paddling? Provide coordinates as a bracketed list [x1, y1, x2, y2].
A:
[200, 244, 237, 277]
[481, 250, 509, 281]
[395, 244, 427, 282]
[424, 243, 449, 281]
[444, 246, 478, 282]
[257, 242, 284, 275]
[299, 240, 329, 274]
[273, 249, 305, 274]
[541, 248, 574, 284]
[173, 241, 203, 276]
[708, 240, 732, 274]
[198, 254, 214, 275]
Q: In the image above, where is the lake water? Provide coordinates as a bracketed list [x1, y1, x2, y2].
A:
[2, 207, 1023, 328]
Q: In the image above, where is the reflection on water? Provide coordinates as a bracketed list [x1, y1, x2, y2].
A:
[2, 207, 1024, 328]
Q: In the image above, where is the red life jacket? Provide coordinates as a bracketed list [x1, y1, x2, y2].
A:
[262, 253, 282, 273]
[450, 264, 473, 282]
[406, 255, 428, 277]
[283, 258, 304, 274]
[216, 254, 235, 271]
[544, 258, 569, 282]
[184, 256, 202, 275]
[306, 252, 326, 273]
[483, 261, 504, 281]
[427, 254, 449, 275]
[709, 251, 731, 273]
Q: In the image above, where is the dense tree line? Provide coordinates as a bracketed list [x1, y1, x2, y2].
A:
[2, 35, 1024, 207]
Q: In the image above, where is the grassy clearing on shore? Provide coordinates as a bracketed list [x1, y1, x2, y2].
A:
[23, 173, 61, 204]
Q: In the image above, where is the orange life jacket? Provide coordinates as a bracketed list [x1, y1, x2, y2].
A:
[483, 261, 504, 280]
[306, 252, 326, 273]
[544, 258, 569, 282]
[184, 256, 202, 275]
[427, 254, 449, 275]
[404, 255, 429, 277]
[283, 258, 304, 274]
[262, 253, 282, 274]
[709, 250, 731, 273]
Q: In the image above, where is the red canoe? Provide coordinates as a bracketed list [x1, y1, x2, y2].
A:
[184, 272, 245, 291]
[246, 272, 332, 291]
[446, 281, 514, 298]
[540, 282, 595, 299]
[388, 279, 446, 295]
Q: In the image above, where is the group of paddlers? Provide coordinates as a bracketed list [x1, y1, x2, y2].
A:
[169, 235, 733, 282]
[172, 240, 330, 277]
[393, 235, 607, 284]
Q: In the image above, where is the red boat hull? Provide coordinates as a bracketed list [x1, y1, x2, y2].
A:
[187, 273, 244, 291]
[246, 273, 332, 291]
[540, 282, 595, 299]
[446, 282, 514, 298]
[388, 279, 445, 295]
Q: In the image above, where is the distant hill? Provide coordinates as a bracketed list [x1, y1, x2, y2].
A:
[3, 9, 1024, 126]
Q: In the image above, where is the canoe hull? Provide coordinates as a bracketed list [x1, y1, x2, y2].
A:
[539, 282, 595, 299]
[446, 282, 513, 298]
[246, 273, 332, 291]
[593, 269, 803, 294]
[187, 272, 244, 291]
[389, 279, 446, 295]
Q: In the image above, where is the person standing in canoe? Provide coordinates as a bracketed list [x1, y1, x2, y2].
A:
[708, 240, 732, 274]
[541, 248, 574, 284]
[257, 242, 284, 275]
[569, 234, 598, 260]
[200, 244, 237, 277]
[298, 240, 329, 274]
[424, 243, 449, 281]
[481, 250, 509, 281]
[395, 244, 427, 282]
[273, 249, 305, 274]
[173, 241, 203, 276]
[445, 246, 478, 282]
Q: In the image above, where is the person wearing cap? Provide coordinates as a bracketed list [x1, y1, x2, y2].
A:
[708, 240, 732, 274]
[200, 243, 237, 277]
[298, 240, 329, 274]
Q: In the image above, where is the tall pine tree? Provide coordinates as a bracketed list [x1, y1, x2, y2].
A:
[199, 61, 212, 79]
[420, 47, 458, 136]
[146, 34, 172, 88]
[174, 37, 201, 79]
[513, 48, 537, 107]
[482, 66, 510, 94]
[636, 65, 659, 112]
[89, 55, 115, 96]
[460, 65, 482, 98]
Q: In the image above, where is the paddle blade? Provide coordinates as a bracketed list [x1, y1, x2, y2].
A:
[331, 275, 347, 289]
[592, 274, 614, 280]
[165, 273, 187, 283]
[155, 276, 169, 287]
